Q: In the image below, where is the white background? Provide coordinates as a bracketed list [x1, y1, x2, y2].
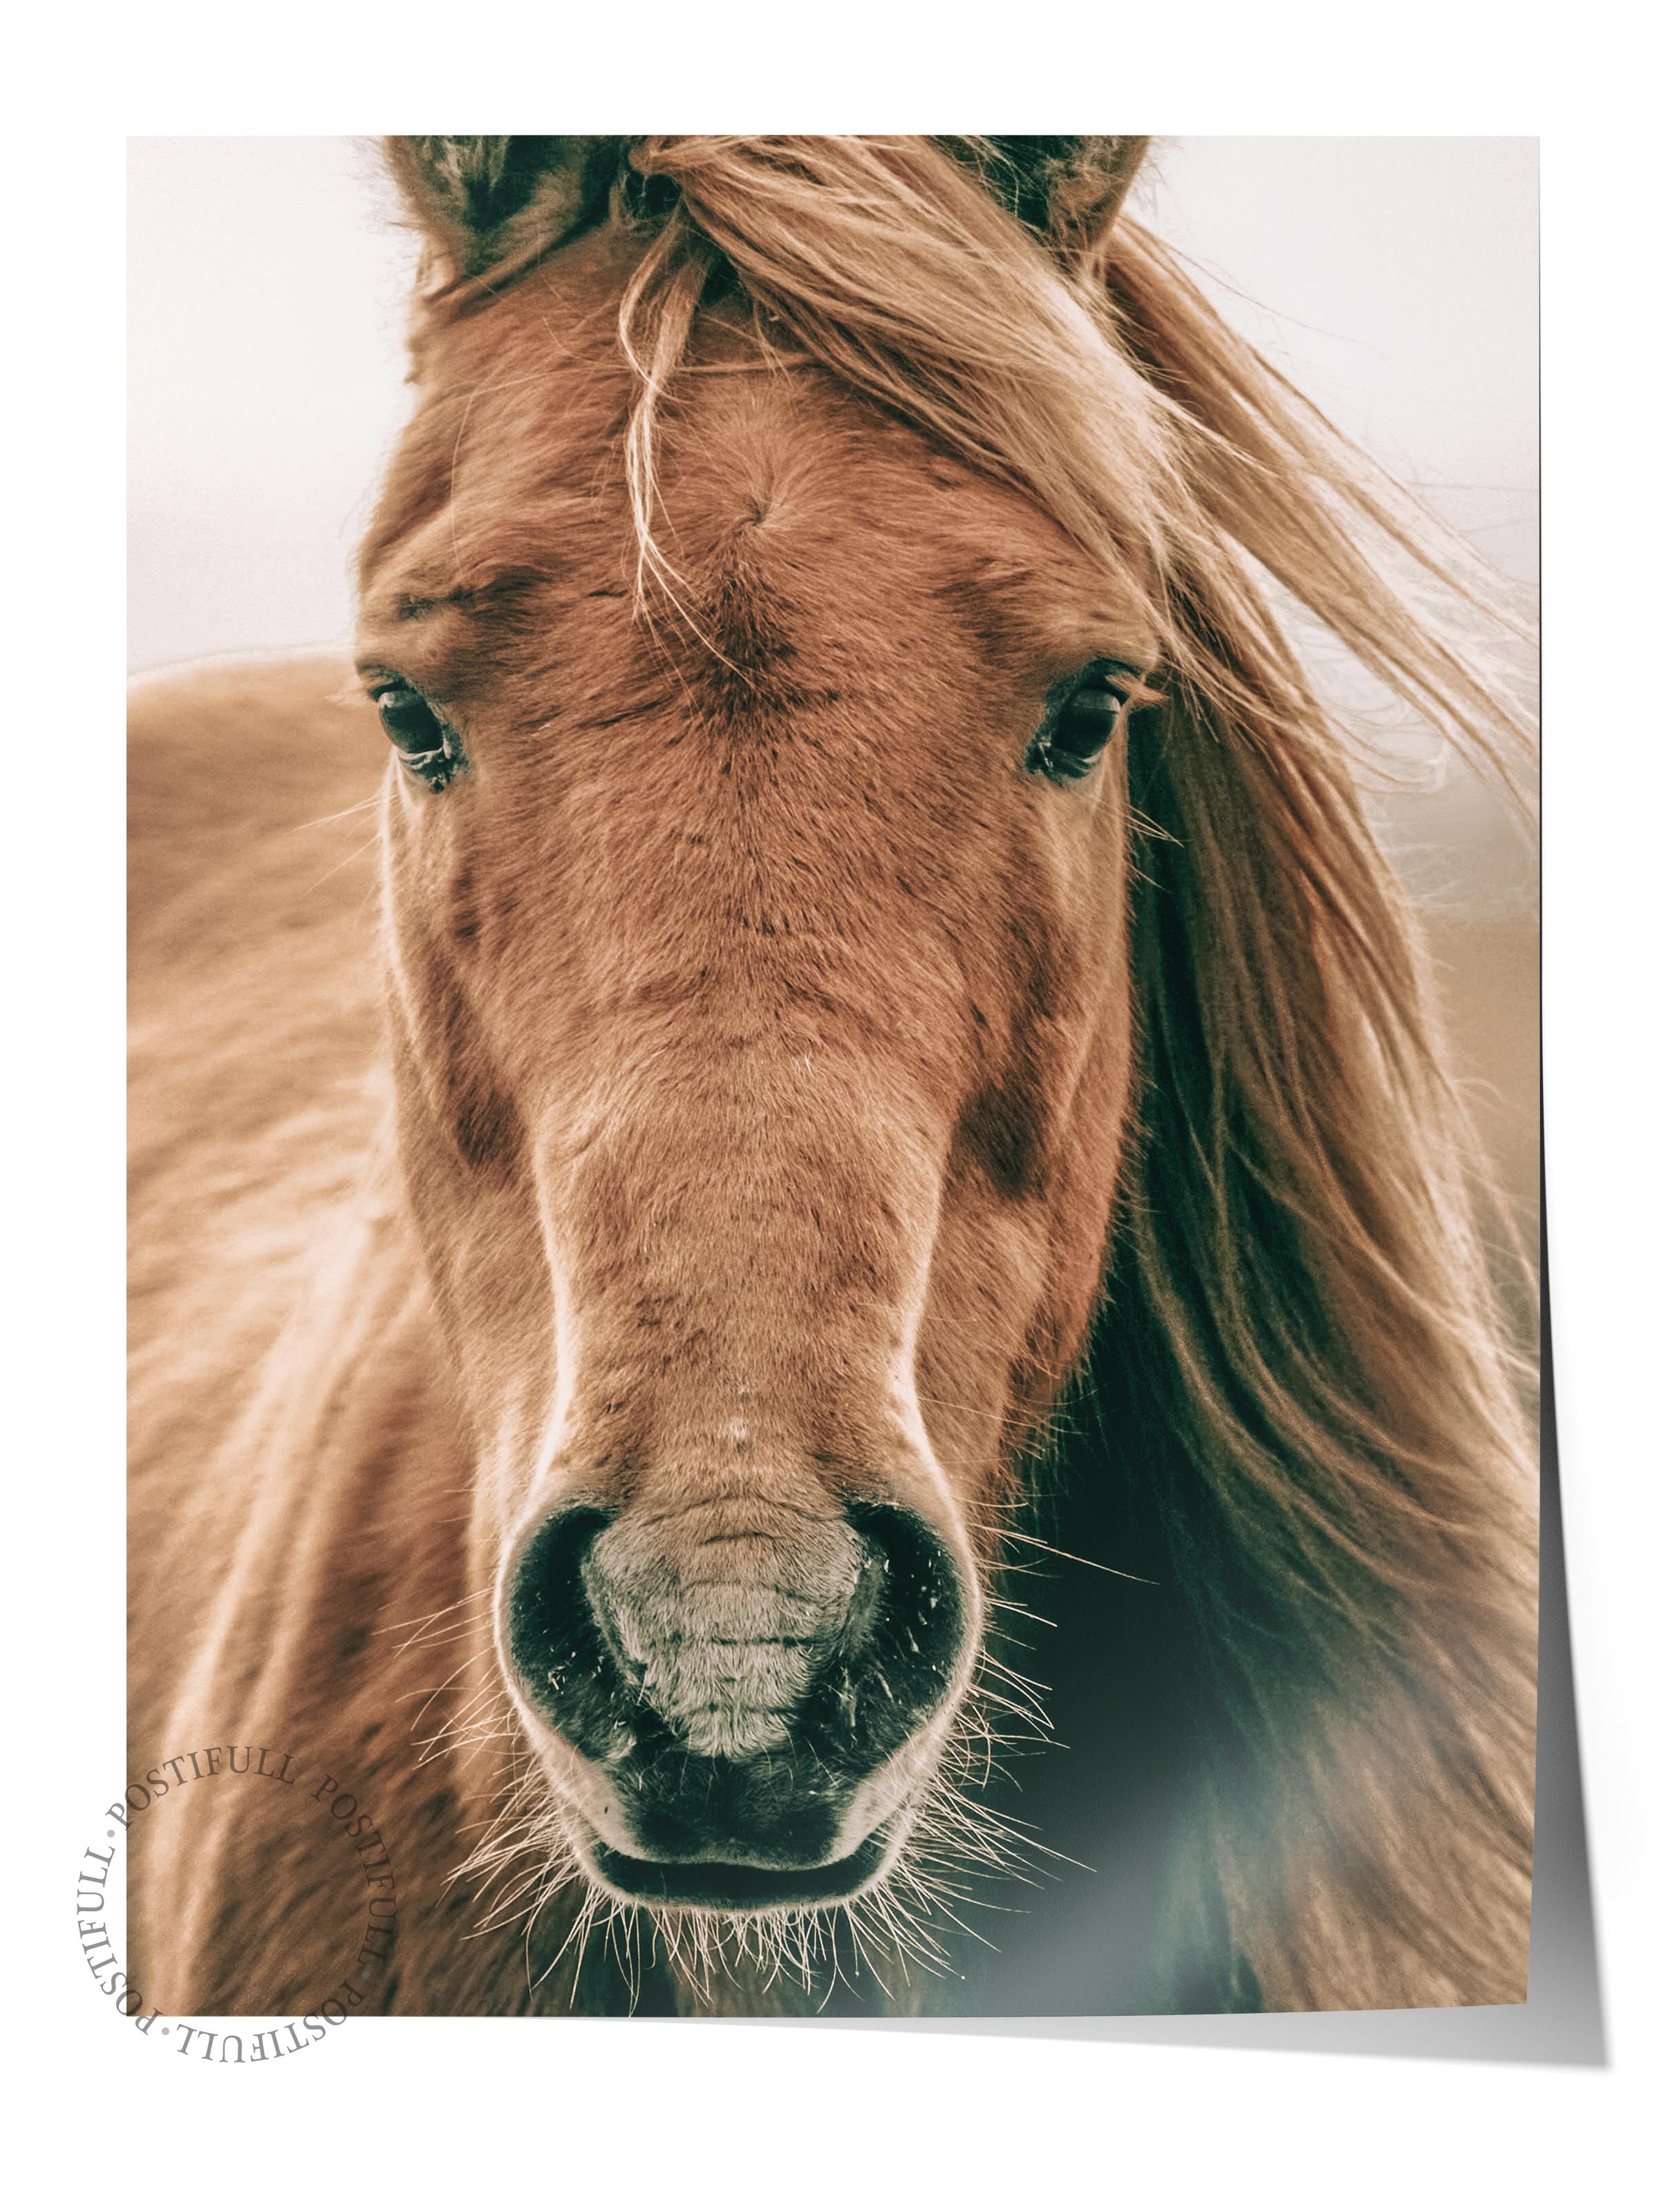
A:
[10, 4, 1656, 2207]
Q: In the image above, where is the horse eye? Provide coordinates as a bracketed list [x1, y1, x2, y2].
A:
[1027, 664, 1138, 786]
[370, 682, 462, 791]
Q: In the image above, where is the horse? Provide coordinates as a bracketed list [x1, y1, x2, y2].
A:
[128, 135, 1537, 2020]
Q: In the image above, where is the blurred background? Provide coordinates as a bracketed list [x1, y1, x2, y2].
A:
[127, 135, 1538, 1254]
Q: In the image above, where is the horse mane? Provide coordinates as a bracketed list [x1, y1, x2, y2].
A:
[389, 135, 1539, 2006]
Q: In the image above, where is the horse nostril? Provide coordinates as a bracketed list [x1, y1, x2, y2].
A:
[506, 1504, 640, 1762]
[827, 1502, 967, 1756]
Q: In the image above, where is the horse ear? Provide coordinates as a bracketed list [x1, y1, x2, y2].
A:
[952, 135, 1151, 260]
[382, 135, 621, 283]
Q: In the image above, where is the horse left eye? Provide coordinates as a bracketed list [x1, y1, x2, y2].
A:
[1027, 664, 1137, 785]
[371, 682, 461, 789]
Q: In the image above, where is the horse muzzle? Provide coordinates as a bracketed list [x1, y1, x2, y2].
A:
[500, 1496, 971, 1909]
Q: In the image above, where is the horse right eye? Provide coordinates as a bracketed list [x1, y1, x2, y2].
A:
[374, 683, 441, 747]
[370, 682, 462, 790]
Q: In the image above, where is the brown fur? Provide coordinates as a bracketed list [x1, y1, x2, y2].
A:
[129, 138, 1536, 2018]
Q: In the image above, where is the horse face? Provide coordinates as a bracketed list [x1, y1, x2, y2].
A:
[356, 250, 1152, 1910]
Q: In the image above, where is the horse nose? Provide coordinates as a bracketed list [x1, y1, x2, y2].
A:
[504, 1496, 966, 1888]
[583, 1506, 874, 1762]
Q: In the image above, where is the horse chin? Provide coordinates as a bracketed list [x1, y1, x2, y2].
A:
[574, 1818, 903, 1916]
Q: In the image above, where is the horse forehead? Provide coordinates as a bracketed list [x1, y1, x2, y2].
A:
[639, 431, 1098, 701]
[661, 373, 1066, 580]
[383, 308, 1139, 683]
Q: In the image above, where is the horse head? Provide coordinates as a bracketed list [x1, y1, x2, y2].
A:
[361, 136, 1161, 1913]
